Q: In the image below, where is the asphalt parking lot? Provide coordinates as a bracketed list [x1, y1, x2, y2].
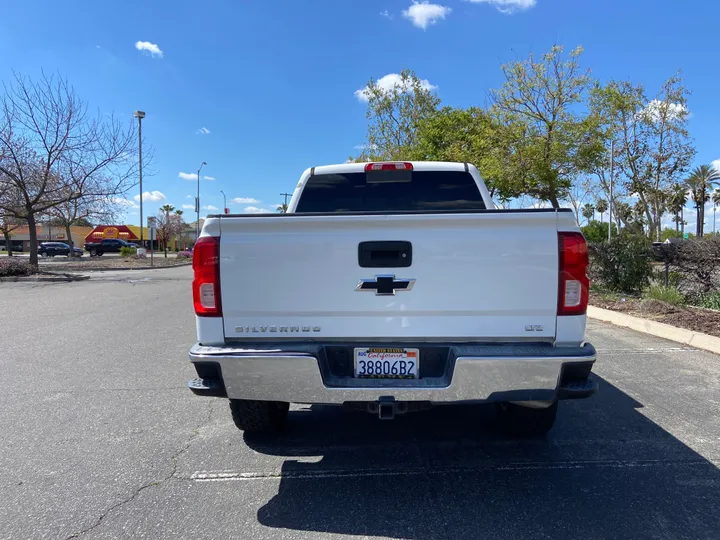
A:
[1, 266, 719, 540]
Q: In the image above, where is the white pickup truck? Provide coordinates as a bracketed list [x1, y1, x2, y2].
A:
[188, 161, 596, 436]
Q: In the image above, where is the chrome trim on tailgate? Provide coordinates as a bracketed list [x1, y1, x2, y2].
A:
[189, 343, 596, 404]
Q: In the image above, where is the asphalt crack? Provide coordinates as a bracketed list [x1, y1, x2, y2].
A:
[64, 399, 215, 539]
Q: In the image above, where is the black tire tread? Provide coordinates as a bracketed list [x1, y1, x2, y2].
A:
[229, 399, 289, 433]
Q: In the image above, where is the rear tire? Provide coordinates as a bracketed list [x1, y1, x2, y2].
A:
[495, 401, 558, 437]
[90, 249, 97, 256]
[229, 399, 289, 433]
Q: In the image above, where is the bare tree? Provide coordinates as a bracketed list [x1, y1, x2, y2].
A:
[0, 211, 21, 256]
[0, 71, 141, 266]
[49, 184, 122, 256]
[156, 205, 183, 257]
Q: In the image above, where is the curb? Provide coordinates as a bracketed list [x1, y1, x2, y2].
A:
[52, 263, 192, 272]
[587, 305, 720, 356]
[0, 273, 91, 283]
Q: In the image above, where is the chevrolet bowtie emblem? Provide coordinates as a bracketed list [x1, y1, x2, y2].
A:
[355, 275, 416, 296]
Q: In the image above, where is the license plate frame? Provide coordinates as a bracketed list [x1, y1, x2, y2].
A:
[353, 347, 419, 379]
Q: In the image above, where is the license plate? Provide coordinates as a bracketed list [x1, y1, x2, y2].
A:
[354, 348, 419, 379]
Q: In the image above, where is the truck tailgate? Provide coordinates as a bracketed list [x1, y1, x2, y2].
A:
[218, 212, 560, 341]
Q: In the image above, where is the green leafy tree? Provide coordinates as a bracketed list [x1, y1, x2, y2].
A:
[590, 74, 695, 241]
[595, 199, 608, 223]
[412, 106, 515, 199]
[356, 69, 440, 160]
[581, 220, 617, 243]
[685, 165, 720, 237]
[489, 45, 604, 208]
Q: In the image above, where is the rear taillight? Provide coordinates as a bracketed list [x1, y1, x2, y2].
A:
[364, 162, 413, 171]
[558, 232, 589, 316]
[192, 236, 222, 317]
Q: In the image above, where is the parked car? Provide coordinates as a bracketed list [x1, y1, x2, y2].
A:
[84, 238, 135, 256]
[38, 242, 84, 257]
[186, 161, 597, 437]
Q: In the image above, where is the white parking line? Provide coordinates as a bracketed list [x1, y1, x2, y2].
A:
[189, 458, 707, 482]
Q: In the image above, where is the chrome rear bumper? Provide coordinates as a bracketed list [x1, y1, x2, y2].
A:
[188, 342, 597, 404]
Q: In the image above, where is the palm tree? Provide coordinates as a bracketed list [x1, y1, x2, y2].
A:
[595, 199, 608, 223]
[713, 188, 720, 236]
[276, 203, 289, 214]
[581, 203, 595, 225]
[685, 165, 720, 237]
[175, 209, 184, 216]
[667, 183, 688, 235]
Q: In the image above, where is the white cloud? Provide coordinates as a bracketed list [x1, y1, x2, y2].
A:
[204, 205, 219, 211]
[355, 73, 437, 102]
[182, 204, 195, 210]
[111, 197, 139, 209]
[232, 197, 259, 204]
[133, 190, 166, 202]
[179, 171, 214, 181]
[354, 143, 379, 151]
[197, 127, 211, 135]
[712, 159, 720, 172]
[134, 40, 163, 58]
[640, 100, 688, 123]
[186, 195, 193, 199]
[467, 0, 536, 14]
[244, 206, 271, 214]
[402, 2, 451, 29]
[380, 9, 393, 20]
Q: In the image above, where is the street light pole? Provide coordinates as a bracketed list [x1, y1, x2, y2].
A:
[196, 161, 207, 242]
[608, 139, 614, 241]
[220, 190, 227, 214]
[133, 111, 146, 246]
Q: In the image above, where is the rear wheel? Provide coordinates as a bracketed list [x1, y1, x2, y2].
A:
[40, 251, 48, 258]
[229, 399, 289, 433]
[495, 401, 558, 437]
[90, 249, 97, 256]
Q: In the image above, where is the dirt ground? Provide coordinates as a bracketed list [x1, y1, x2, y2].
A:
[591, 293, 720, 338]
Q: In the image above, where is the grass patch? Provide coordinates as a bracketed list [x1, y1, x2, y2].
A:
[644, 285, 685, 306]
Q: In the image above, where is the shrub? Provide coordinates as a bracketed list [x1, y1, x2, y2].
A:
[119, 246, 137, 257]
[696, 292, 720, 311]
[177, 250, 192, 259]
[581, 221, 618, 244]
[0, 258, 35, 277]
[652, 268, 683, 288]
[657, 236, 720, 294]
[588, 234, 654, 294]
[645, 285, 685, 306]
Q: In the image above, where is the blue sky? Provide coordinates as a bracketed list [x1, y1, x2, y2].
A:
[1, 0, 719, 227]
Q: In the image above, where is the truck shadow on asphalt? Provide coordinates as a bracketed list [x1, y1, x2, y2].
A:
[243, 376, 720, 539]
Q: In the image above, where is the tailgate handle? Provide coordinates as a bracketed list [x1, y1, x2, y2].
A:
[358, 241, 412, 268]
